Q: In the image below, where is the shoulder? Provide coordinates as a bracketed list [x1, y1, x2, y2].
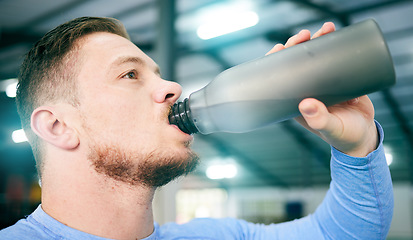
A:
[0, 217, 50, 240]
[156, 216, 325, 240]
[158, 218, 266, 240]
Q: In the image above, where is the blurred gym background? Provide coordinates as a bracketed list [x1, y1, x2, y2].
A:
[0, 0, 412, 239]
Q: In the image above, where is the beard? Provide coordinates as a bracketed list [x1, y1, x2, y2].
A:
[88, 142, 199, 187]
[80, 104, 199, 188]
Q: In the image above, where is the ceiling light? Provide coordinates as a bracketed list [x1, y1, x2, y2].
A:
[6, 81, 18, 98]
[12, 129, 28, 143]
[197, 11, 259, 40]
[206, 163, 237, 180]
[0, 78, 18, 98]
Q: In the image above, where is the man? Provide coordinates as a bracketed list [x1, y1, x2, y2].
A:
[0, 17, 393, 239]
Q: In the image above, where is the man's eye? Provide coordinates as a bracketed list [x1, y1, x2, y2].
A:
[123, 71, 138, 79]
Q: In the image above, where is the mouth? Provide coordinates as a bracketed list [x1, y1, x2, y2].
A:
[165, 104, 185, 131]
[168, 100, 199, 135]
[166, 104, 175, 125]
[168, 110, 194, 138]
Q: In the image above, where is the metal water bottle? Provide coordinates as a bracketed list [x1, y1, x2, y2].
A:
[169, 19, 396, 134]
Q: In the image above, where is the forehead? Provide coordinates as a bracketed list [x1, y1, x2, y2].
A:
[77, 32, 157, 70]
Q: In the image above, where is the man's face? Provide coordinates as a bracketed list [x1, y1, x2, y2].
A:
[74, 32, 198, 187]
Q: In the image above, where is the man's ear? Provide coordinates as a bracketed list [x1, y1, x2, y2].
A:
[31, 106, 80, 150]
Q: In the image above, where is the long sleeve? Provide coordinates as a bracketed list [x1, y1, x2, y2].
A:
[157, 121, 394, 240]
[256, 120, 394, 239]
[253, 120, 394, 240]
[311, 121, 393, 239]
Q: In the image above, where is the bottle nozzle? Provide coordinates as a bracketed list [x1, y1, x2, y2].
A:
[168, 98, 199, 134]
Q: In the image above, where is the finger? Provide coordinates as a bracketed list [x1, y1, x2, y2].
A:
[346, 97, 360, 105]
[298, 98, 342, 138]
[285, 29, 311, 48]
[294, 115, 322, 138]
[295, 98, 358, 135]
[265, 43, 285, 56]
[311, 22, 336, 39]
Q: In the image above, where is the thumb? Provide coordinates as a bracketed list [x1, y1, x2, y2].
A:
[298, 98, 342, 139]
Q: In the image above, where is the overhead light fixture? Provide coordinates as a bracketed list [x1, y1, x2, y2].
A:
[197, 10, 259, 40]
[12, 129, 28, 143]
[206, 163, 237, 180]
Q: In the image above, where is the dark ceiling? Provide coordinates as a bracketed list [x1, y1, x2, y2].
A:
[0, 0, 412, 189]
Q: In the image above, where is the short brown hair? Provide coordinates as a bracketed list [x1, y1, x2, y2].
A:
[16, 16, 130, 178]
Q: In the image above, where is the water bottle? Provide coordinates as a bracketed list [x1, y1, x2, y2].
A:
[169, 19, 396, 134]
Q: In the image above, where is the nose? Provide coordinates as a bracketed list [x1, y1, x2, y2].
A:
[153, 79, 182, 104]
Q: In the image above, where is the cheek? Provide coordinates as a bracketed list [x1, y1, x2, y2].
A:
[87, 104, 158, 144]
[79, 85, 159, 140]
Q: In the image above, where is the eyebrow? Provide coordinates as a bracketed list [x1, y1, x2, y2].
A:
[111, 56, 161, 76]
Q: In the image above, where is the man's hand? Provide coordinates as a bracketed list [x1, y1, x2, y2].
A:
[266, 22, 378, 157]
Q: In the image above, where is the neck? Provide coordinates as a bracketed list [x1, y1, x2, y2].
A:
[41, 152, 156, 240]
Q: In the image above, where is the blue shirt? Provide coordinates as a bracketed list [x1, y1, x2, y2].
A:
[0, 122, 393, 240]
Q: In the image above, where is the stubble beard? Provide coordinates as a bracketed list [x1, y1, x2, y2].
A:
[88, 142, 199, 187]
[81, 115, 199, 188]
